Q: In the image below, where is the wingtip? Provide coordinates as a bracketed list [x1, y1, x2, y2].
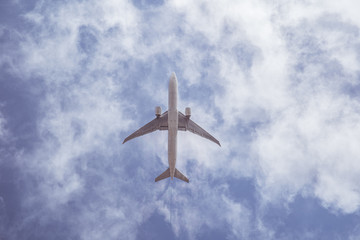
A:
[123, 136, 131, 144]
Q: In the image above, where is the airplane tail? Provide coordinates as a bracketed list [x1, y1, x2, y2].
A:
[155, 168, 189, 183]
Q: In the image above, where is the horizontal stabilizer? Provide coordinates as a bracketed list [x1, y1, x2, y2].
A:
[175, 168, 189, 183]
[155, 168, 170, 182]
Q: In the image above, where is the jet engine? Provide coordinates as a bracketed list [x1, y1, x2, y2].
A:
[155, 106, 161, 117]
[185, 107, 191, 118]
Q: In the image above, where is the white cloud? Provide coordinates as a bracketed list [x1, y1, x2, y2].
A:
[250, 3, 360, 214]
[5, 0, 360, 238]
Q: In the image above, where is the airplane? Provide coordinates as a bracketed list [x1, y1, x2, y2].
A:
[123, 72, 221, 183]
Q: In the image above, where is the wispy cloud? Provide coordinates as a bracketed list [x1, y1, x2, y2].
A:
[2, 0, 360, 239]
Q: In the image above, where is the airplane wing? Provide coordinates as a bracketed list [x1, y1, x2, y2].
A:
[178, 112, 221, 146]
[123, 111, 168, 144]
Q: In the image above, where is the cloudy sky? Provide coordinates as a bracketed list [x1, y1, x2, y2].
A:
[1, 0, 360, 239]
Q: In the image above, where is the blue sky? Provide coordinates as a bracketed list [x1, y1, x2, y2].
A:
[1, 0, 360, 239]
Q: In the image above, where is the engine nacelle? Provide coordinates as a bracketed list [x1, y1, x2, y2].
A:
[185, 107, 191, 118]
[155, 106, 161, 117]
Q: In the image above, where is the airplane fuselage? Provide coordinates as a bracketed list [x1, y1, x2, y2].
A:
[168, 73, 178, 180]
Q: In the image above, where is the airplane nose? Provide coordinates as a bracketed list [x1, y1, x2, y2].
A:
[170, 72, 177, 82]
[169, 72, 177, 90]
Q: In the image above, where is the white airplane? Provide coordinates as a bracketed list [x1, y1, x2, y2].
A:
[123, 72, 221, 183]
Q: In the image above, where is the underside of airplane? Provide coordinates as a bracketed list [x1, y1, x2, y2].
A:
[123, 72, 220, 183]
